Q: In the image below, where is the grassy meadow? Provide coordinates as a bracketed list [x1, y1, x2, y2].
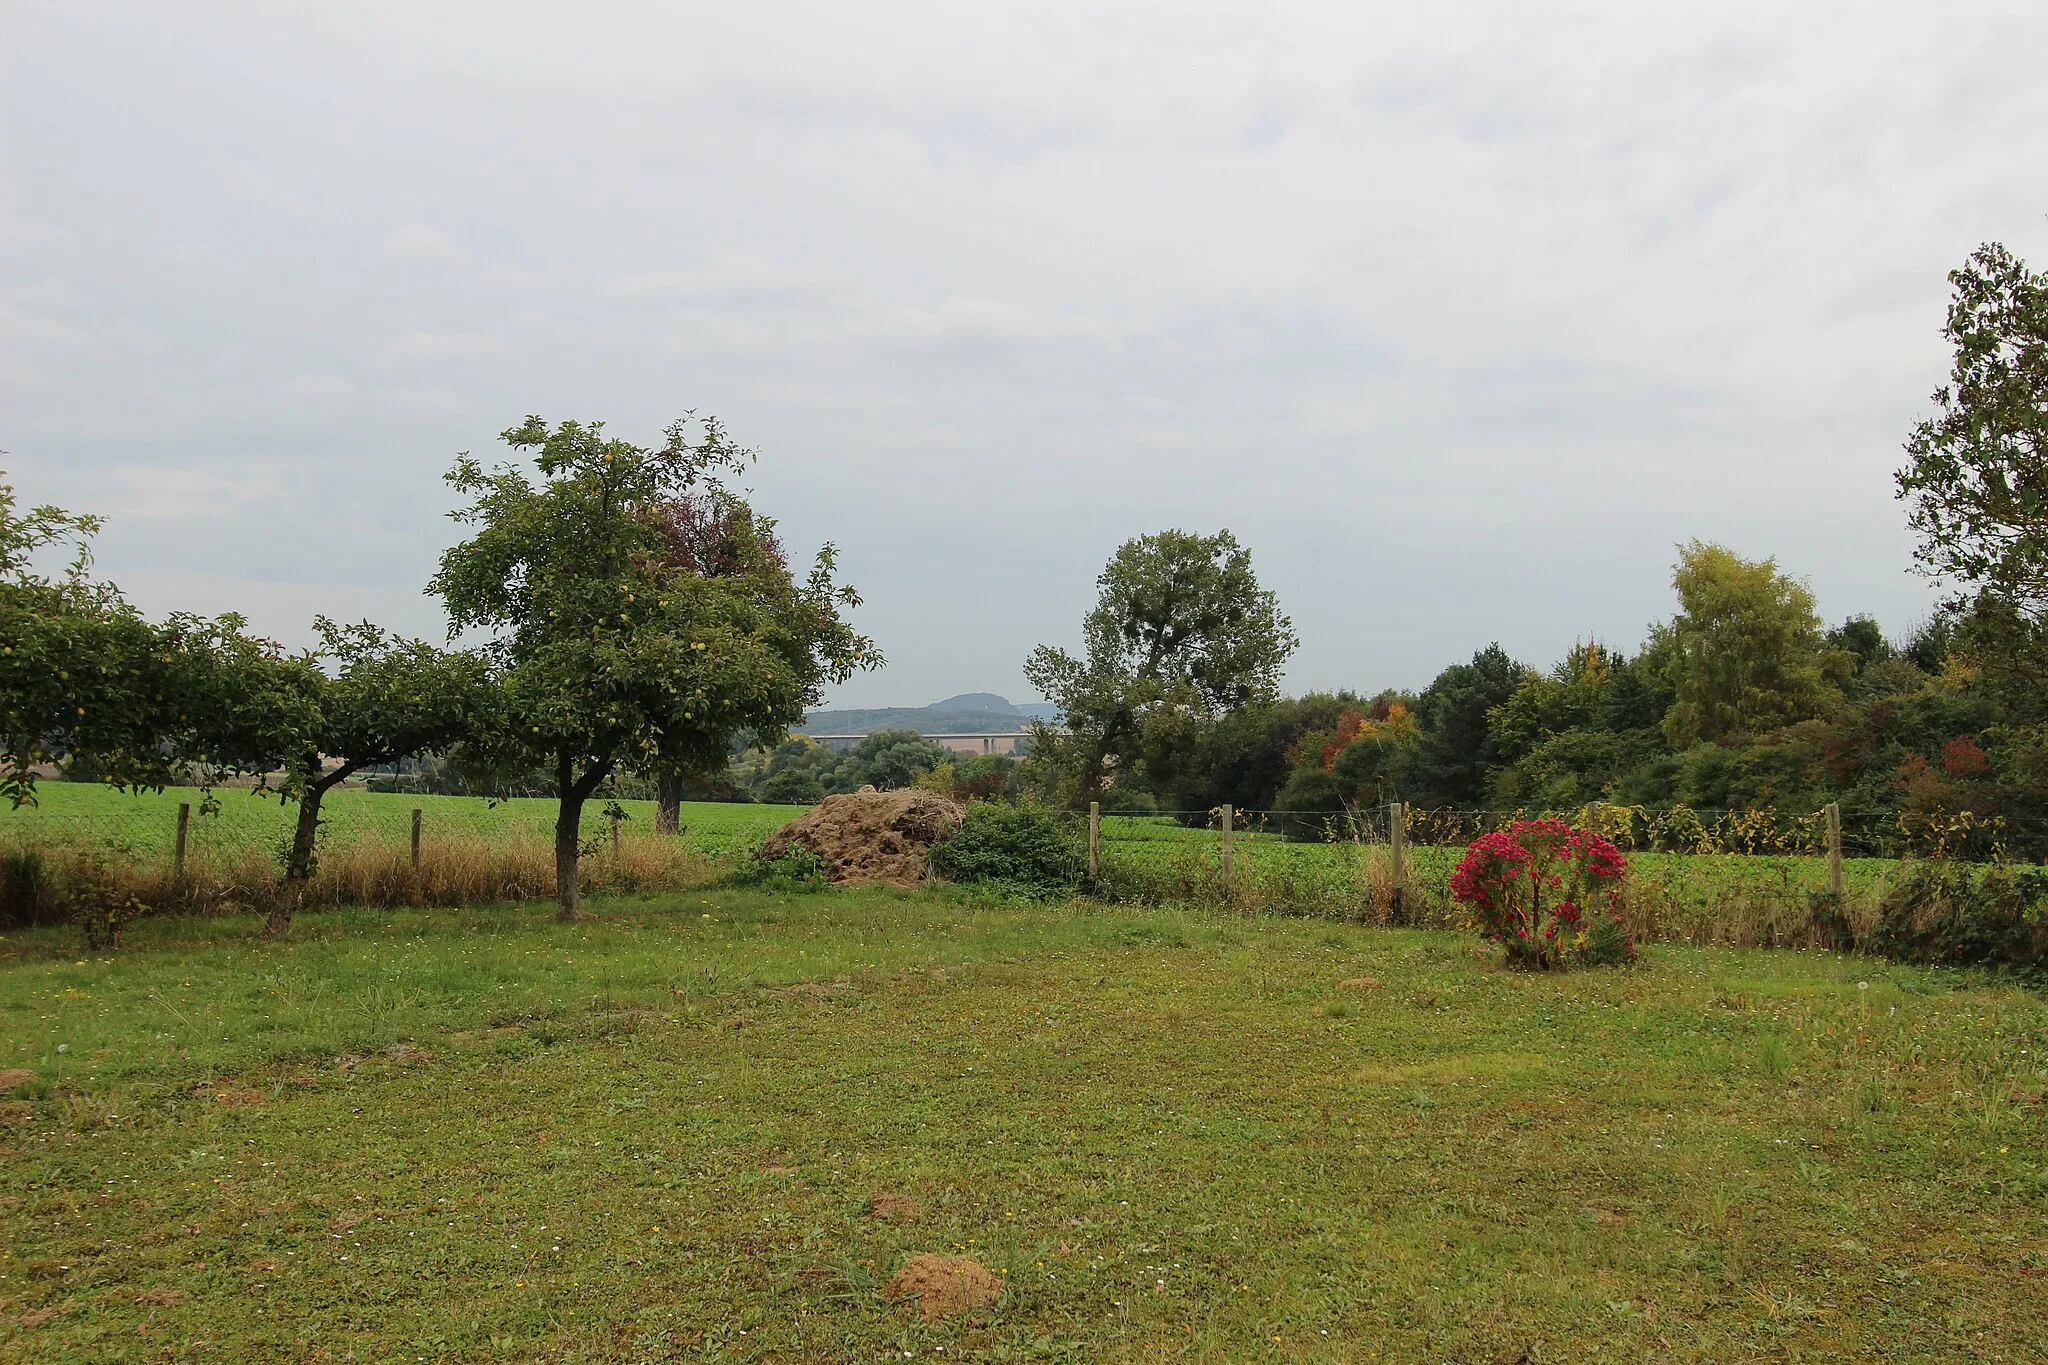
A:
[3, 886, 2045, 1361]
[0, 786, 801, 861]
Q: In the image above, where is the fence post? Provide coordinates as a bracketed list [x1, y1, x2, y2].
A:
[174, 802, 191, 882]
[1087, 801, 1101, 885]
[610, 808, 622, 856]
[1220, 804, 1235, 889]
[410, 807, 423, 871]
[1388, 801, 1406, 923]
[1825, 802, 1844, 899]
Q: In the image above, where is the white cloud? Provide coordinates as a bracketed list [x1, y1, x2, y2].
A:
[283, 372, 356, 399]
[105, 464, 285, 522]
[379, 386, 471, 413]
[377, 330, 504, 364]
[8, 0, 2042, 705]
[379, 222, 461, 263]
[614, 253, 844, 304]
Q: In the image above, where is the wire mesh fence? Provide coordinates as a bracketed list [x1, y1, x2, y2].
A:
[0, 785, 802, 923]
[1065, 800, 2021, 950]
[2, 784, 2028, 954]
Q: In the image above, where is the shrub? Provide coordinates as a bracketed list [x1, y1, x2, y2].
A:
[928, 803, 1085, 899]
[1449, 817, 1634, 970]
[733, 845, 832, 894]
[1868, 861, 2048, 973]
[50, 849, 151, 950]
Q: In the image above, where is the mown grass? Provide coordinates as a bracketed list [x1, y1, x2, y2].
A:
[3, 888, 2045, 1361]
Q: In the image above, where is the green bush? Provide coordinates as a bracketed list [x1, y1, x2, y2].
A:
[928, 803, 1085, 899]
[1868, 861, 2048, 974]
[759, 769, 826, 805]
[732, 845, 832, 894]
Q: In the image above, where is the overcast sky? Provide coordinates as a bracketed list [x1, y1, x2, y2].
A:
[6, 2, 2045, 709]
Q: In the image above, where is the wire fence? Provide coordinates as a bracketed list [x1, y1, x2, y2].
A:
[1061, 801, 2022, 950]
[0, 786, 800, 923]
[1, 786, 2027, 953]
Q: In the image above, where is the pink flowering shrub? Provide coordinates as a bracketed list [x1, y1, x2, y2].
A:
[1448, 817, 1634, 969]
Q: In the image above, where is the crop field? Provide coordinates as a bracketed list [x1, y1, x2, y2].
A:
[1088, 816, 1903, 948]
[2, 887, 2044, 1361]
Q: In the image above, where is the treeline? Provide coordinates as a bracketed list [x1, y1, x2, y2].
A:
[0, 414, 871, 927]
[1110, 543, 2001, 837]
[1023, 243, 2048, 857]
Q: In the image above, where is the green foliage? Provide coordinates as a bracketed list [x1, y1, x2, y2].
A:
[737, 729, 950, 801]
[1025, 529, 1297, 804]
[49, 847, 151, 950]
[1664, 541, 1841, 747]
[732, 844, 832, 894]
[1408, 645, 1527, 807]
[758, 768, 826, 805]
[1869, 861, 2048, 975]
[431, 415, 873, 915]
[1898, 243, 2048, 660]
[927, 803, 1085, 898]
[1273, 766, 1346, 841]
[1160, 692, 1361, 815]
[0, 473, 195, 805]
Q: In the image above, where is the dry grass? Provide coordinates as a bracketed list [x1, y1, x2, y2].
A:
[0, 829, 712, 930]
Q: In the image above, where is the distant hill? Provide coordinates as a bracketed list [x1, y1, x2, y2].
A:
[799, 693, 1058, 736]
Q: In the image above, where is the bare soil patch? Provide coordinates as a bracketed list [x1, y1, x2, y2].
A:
[865, 1191, 924, 1223]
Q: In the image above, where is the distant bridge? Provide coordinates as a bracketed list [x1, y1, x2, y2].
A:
[809, 731, 1038, 756]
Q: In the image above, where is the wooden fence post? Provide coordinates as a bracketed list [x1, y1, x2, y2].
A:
[1088, 801, 1101, 885]
[410, 807, 423, 871]
[610, 808, 622, 856]
[174, 803, 191, 881]
[1825, 802, 1844, 899]
[1220, 804, 1235, 889]
[1388, 801, 1407, 923]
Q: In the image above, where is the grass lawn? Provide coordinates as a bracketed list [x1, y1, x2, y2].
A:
[2, 889, 2044, 1361]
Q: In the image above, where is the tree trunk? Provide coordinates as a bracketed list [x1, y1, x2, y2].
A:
[553, 755, 614, 921]
[270, 761, 355, 938]
[286, 789, 324, 882]
[554, 795, 585, 920]
[656, 770, 684, 835]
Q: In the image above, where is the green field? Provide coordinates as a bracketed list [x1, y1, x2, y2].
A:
[3, 888, 2044, 1360]
[1090, 815, 1901, 946]
[0, 786, 805, 861]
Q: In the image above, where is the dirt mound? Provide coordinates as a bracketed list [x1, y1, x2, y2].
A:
[866, 1191, 924, 1223]
[0, 1068, 35, 1090]
[883, 1254, 1003, 1321]
[760, 787, 964, 887]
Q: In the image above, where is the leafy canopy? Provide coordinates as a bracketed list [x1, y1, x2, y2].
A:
[1662, 541, 1842, 748]
[1025, 529, 1296, 799]
[432, 414, 874, 794]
